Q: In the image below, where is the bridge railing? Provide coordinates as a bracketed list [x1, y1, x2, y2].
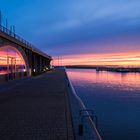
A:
[0, 25, 31, 48]
[0, 25, 51, 59]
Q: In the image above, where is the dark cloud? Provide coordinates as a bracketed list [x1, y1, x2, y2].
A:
[1, 0, 140, 56]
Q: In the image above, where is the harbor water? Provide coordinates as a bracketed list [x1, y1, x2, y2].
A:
[67, 68, 140, 140]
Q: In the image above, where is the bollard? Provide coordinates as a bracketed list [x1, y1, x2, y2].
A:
[78, 124, 83, 136]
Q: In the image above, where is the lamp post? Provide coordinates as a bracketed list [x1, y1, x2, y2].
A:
[58, 56, 59, 67]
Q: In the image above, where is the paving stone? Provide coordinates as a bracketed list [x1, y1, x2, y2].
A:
[0, 69, 74, 140]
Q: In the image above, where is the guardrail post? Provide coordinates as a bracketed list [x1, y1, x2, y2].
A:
[78, 124, 83, 136]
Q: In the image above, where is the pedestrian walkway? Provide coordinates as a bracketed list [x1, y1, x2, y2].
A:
[0, 69, 74, 140]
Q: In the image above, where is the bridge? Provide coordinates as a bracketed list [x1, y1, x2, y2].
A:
[0, 25, 51, 82]
[0, 22, 102, 140]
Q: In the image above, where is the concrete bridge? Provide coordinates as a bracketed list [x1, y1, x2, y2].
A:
[0, 25, 51, 82]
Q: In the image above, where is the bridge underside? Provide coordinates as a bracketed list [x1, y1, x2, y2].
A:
[0, 34, 51, 83]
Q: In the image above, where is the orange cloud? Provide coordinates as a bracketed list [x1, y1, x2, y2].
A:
[52, 51, 140, 67]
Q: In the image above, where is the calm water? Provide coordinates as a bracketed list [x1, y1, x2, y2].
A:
[67, 69, 140, 140]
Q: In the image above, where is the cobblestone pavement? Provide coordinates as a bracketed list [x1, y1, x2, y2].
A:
[0, 69, 74, 140]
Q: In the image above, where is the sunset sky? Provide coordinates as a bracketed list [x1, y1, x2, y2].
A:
[1, 0, 140, 66]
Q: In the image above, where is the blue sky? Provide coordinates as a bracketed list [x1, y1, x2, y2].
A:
[1, 0, 140, 57]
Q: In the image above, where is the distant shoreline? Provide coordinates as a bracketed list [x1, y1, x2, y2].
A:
[65, 66, 140, 73]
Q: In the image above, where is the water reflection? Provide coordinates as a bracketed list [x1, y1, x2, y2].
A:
[67, 68, 140, 140]
[67, 69, 140, 91]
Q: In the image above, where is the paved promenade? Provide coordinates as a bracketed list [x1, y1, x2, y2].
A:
[0, 69, 74, 140]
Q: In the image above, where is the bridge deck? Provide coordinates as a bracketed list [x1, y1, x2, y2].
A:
[0, 69, 74, 140]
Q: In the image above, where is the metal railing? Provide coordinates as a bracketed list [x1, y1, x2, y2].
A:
[65, 68, 102, 140]
[0, 25, 51, 59]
